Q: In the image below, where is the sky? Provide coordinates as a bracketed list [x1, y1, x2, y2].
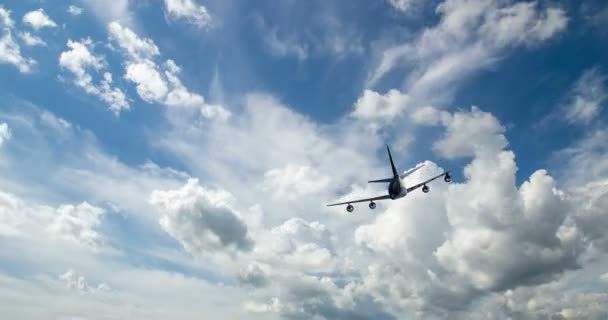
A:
[1, 0, 608, 319]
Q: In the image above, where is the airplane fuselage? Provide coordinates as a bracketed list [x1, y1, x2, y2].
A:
[388, 177, 407, 199]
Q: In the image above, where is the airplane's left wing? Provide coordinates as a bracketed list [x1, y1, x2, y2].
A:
[326, 194, 391, 207]
[406, 171, 451, 193]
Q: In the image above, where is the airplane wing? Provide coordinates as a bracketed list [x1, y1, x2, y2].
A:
[406, 171, 451, 193]
[400, 164, 425, 179]
[326, 194, 391, 207]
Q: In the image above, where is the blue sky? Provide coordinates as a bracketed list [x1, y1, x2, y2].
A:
[1, 0, 608, 319]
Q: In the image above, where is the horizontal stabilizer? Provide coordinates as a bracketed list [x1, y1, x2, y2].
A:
[368, 178, 393, 183]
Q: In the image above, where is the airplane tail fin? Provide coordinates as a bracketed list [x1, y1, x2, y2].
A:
[387, 145, 399, 178]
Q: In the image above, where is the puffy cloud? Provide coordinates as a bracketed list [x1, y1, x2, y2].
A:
[68, 5, 83, 16]
[254, 218, 335, 272]
[48, 202, 106, 249]
[0, 122, 10, 147]
[563, 67, 607, 124]
[59, 269, 111, 293]
[18, 31, 45, 46]
[262, 164, 331, 200]
[22, 9, 57, 30]
[0, 6, 36, 72]
[59, 39, 130, 114]
[437, 168, 576, 291]
[243, 297, 281, 314]
[238, 263, 269, 288]
[352, 106, 598, 316]
[124, 60, 169, 103]
[108, 22, 160, 61]
[108, 23, 229, 119]
[150, 178, 253, 256]
[433, 106, 507, 158]
[164, 0, 212, 28]
[351, 89, 411, 124]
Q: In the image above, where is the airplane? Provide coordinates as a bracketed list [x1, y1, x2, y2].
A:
[326, 145, 452, 212]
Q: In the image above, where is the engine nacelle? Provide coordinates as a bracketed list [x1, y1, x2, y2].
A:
[444, 173, 451, 183]
[346, 204, 354, 212]
[422, 185, 429, 193]
[369, 201, 376, 209]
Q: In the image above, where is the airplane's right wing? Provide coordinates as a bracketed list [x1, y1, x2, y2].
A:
[326, 194, 391, 207]
[406, 170, 450, 193]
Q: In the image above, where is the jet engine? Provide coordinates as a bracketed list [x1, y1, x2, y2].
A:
[444, 173, 451, 183]
[346, 204, 354, 212]
[422, 185, 429, 193]
[369, 201, 376, 209]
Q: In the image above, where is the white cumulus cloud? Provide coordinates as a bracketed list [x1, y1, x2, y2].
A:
[48, 202, 106, 249]
[150, 178, 253, 256]
[22, 9, 57, 30]
[59, 39, 130, 114]
[164, 0, 212, 28]
[108, 22, 229, 119]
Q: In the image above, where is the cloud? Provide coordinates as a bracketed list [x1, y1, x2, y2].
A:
[48, 202, 106, 250]
[0, 6, 36, 73]
[59, 39, 130, 114]
[351, 89, 411, 124]
[433, 106, 507, 158]
[253, 218, 335, 272]
[81, 0, 133, 26]
[0, 187, 107, 254]
[563, 67, 607, 124]
[262, 164, 331, 200]
[68, 5, 83, 16]
[253, 8, 363, 61]
[387, 0, 417, 12]
[238, 263, 269, 288]
[107, 22, 160, 61]
[369, 0, 568, 95]
[18, 31, 46, 46]
[150, 178, 253, 256]
[22, 9, 57, 30]
[0, 122, 10, 147]
[352, 106, 599, 316]
[124, 60, 168, 102]
[108, 22, 229, 120]
[59, 269, 111, 293]
[164, 0, 212, 28]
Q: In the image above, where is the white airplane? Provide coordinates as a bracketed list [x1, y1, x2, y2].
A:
[327, 145, 452, 212]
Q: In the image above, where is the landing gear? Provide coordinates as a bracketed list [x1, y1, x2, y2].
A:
[369, 201, 376, 209]
[422, 185, 429, 193]
[444, 173, 452, 183]
[346, 204, 354, 212]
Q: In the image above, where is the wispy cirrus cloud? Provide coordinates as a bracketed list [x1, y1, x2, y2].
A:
[0, 6, 36, 73]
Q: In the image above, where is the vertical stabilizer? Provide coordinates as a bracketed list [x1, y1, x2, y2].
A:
[386, 145, 398, 178]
